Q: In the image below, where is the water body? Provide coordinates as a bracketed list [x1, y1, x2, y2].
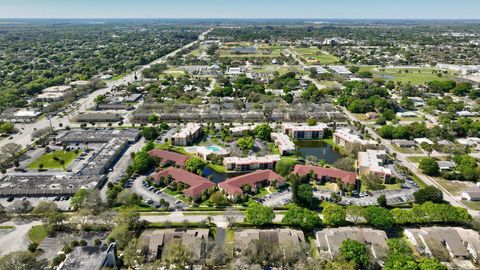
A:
[296, 141, 342, 164]
[202, 167, 247, 183]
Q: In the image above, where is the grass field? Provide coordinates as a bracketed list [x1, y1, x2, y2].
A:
[0, 225, 14, 230]
[28, 225, 48, 244]
[293, 47, 339, 65]
[463, 201, 480, 211]
[434, 178, 470, 196]
[361, 66, 455, 85]
[392, 144, 423, 154]
[251, 65, 299, 75]
[407, 156, 430, 163]
[28, 150, 80, 170]
[219, 44, 285, 58]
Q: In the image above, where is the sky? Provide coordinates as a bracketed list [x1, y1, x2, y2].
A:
[0, 0, 478, 19]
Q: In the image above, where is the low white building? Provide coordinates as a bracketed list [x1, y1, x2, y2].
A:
[357, 150, 392, 181]
[271, 132, 296, 155]
[414, 138, 434, 145]
[171, 123, 202, 146]
[227, 67, 244, 76]
[282, 123, 328, 140]
[396, 111, 418, 118]
[333, 129, 377, 148]
[224, 155, 281, 171]
[230, 124, 258, 137]
[330, 65, 352, 75]
[462, 187, 480, 201]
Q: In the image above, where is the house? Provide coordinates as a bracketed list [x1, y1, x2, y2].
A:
[36, 85, 72, 102]
[333, 129, 377, 148]
[148, 149, 191, 167]
[227, 67, 244, 76]
[293, 164, 357, 185]
[231, 46, 257, 54]
[75, 113, 123, 123]
[397, 111, 418, 118]
[457, 137, 480, 146]
[393, 139, 416, 148]
[316, 227, 388, 265]
[457, 111, 478, 117]
[462, 187, 480, 201]
[235, 229, 305, 253]
[330, 66, 352, 75]
[171, 123, 202, 146]
[414, 138, 434, 145]
[219, 170, 284, 198]
[437, 161, 456, 171]
[404, 227, 480, 265]
[282, 123, 328, 140]
[140, 229, 209, 262]
[366, 112, 380, 119]
[59, 243, 118, 270]
[271, 132, 296, 155]
[223, 155, 281, 171]
[150, 167, 214, 199]
[357, 150, 392, 181]
[230, 124, 258, 136]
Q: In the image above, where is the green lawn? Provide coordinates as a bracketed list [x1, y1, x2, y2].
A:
[28, 150, 81, 170]
[28, 225, 48, 244]
[208, 163, 226, 173]
[254, 188, 270, 198]
[434, 178, 469, 196]
[407, 156, 430, 163]
[463, 201, 480, 211]
[293, 47, 339, 65]
[0, 226, 14, 230]
[392, 144, 423, 154]
[369, 67, 455, 85]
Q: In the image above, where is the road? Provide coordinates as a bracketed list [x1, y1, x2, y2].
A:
[0, 28, 212, 152]
[99, 137, 145, 201]
[140, 211, 285, 225]
[340, 107, 480, 217]
[0, 220, 41, 256]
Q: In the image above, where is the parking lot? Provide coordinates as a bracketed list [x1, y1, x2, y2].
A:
[130, 175, 187, 209]
[0, 196, 72, 211]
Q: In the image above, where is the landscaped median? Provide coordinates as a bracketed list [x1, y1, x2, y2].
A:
[27, 225, 48, 244]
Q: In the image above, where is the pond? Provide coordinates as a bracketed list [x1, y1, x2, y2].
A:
[296, 140, 342, 164]
[202, 167, 247, 183]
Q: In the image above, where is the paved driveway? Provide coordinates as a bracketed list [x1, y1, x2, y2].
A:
[132, 176, 187, 209]
[0, 220, 41, 256]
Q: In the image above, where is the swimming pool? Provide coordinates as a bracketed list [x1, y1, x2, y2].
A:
[207, 145, 221, 152]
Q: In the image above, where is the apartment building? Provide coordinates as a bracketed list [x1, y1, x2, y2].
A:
[223, 155, 281, 171]
[171, 123, 202, 146]
[282, 123, 328, 140]
[333, 128, 377, 148]
[357, 150, 392, 181]
[271, 132, 296, 155]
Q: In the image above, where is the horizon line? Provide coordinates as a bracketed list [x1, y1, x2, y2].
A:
[0, 17, 479, 21]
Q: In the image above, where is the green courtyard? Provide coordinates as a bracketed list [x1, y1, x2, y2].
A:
[28, 150, 81, 170]
[293, 47, 339, 65]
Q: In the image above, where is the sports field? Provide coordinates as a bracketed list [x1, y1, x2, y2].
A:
[293, 47, 339, 65]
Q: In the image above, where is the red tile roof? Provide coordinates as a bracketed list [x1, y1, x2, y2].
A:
[219, 170, 285, 196]
[151, 167, 214, 198]
[293, 165, 357, 185]
[148, 149, 190, 167]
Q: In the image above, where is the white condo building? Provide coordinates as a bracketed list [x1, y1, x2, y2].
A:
[271, 132, 296, 155]
[171, 123, 202, 146]
[282, 123, 328, 140]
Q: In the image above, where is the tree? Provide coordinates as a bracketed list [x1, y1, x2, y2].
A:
[244, 203, 275, 226]
[123, 238, 146, 268]
[306, 118, 317, 126]
[419, 158, 440, 176]
[94, 94, 107, 104]
[1, 143, 21, 161]
[33, 201, 58, 219]
[377, 194, 387, 207]
[163, 240, 192, 267]
[333, 157, 355, 172]
[0, 204, 8, 223]
[141, 127, 159, 141]
[418, 258, 447, 270]
[275, 159, 298, 176]
[339, 239, 369, 268]
[365, 206, 394, 229]
[237, 136, 254, 150]
[384, 239, 418, 270]
[70, 188, 88, 210]
[325, 257, 357, 270]
[322, 203, 346, 226]
[346, 205, 366, 223]
[210, 192, 230, 206]
[46, 211, 66, 234]
[185, 157, 206, 174]
[0, 251, 42, 270]
[108, 224, 131, 249]
[413, 186, 443, 204]
[132, 151, 153, 173]
[253, 124, 273, 141]
[294, 183, 313, 207]
[282, 206, 322, 230]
